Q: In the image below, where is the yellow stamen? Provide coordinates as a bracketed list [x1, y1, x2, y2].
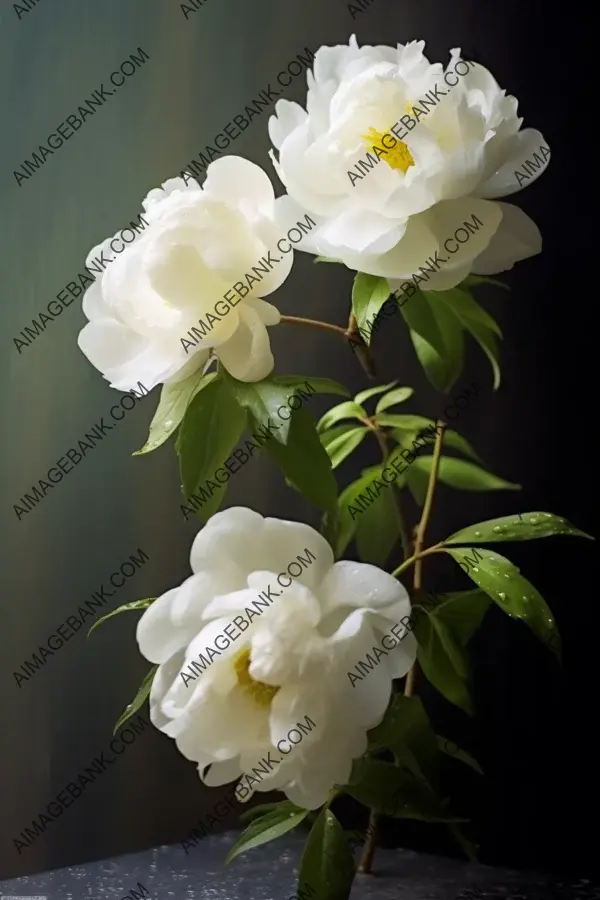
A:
[234, 648, 279, 708]
[362, 125, 415, 175]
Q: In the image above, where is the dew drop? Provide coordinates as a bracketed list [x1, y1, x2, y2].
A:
[498, 592, 506, 600]
[492, 525, 504, 534]
[473, 531, 482, 537]
[504, 573, 513, 580]
[528, 516, 540, 526]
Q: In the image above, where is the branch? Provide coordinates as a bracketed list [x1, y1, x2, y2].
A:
[405, 420, 447, 697]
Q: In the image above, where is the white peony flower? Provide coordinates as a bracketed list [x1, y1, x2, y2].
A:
[137, 507, 416, 810]
[269, 36, 549, 289]
[78, 158, 294, 389]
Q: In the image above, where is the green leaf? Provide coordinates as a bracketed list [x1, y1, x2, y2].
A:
[442, 429, 485, 465]
[263, 408, 337, 513]
[297, 808, 355, 900]
[316, 401, 366, 433]
[222, 372, 299, 445]
[238, 800, 302, 825]
[177, 377, 246, 497]
[412, 589, 492, 714]
[385, 414, 436, 433]
[355, 477, 401, 567]
[225, 807, 309, 864]
[399, 288, 446, 359]
[446, 512, 593, 544]
[369, 695, 439, 786]
[437, 736, 483, 774]
[412, 294, 466, 392]
[113, 665, 158, 735]
[411, 329, 453, 394]
[444, 548, 561, 660]
[347, 758, 465, 822]
[387, 416, 482, 465]
[431, 287, 502, 338]
[375, 386, 414, 414]
[354, 380, 398, 406]
[435, 287, 502, 389]
[320, 423, 362, 450]
[462, 274, 510, 291]
[272, 375, 350, 399]
[314, 256, 344, 264]
[133, 371, 216, 456]
[335, 466, 393, 557]
[405, 461, 430, 507]
[323, 427, 367, 469]
[87, 598, 156, 639]
[412, 456, 521, 492]
[351, 273, 391, 342]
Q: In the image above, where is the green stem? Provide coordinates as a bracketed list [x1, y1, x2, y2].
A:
[403, 420, 447, 696]
[279, 314, 348, 338]
[357, 809, 380, 874]
[413, 420, 447, 591]
[390, 543, 445, 579]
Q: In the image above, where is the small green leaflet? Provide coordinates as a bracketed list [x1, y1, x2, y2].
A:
[317, 401, 366, 433]
[446, 512, 593, 544]
[354, 380, 398, 405]
[225, 805, 309, 864]
[445, 547, 561, 661]
[351, 273, 391, 341]
[297, 808, 355, 900]
[87, 598, 156, 639]
[177, 377, 246, 498]
[133, 371, 215, 456]
[263, 408, 337, 513]
[412, 456, 520, 492]
[113, 665, 158, 735]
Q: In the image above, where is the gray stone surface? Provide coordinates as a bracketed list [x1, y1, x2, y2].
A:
[0, 831, 598, 899]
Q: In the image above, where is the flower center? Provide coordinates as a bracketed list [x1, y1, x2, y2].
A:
[362, 125, 415, 174]
[233, 649, 280, 708]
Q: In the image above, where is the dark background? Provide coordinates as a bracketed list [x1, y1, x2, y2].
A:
[0, 0, 595, 885]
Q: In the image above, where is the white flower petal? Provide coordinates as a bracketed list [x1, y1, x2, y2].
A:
[202, 156, 276, 220]
[190, 507, 267, 575]
[478, 129, 550, 199]
[320, 560, 410, 617]
[471, 202, 541, 274]
[136, 584, 201, 665]
[245, 297, 281, 326]
[216, 304, 276, 382]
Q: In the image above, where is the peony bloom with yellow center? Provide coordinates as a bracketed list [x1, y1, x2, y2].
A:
[136, 507, 416, 810]
[269, 36, 550, 289]
[77, 158, 294, 390]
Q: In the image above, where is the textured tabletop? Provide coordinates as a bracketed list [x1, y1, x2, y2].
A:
[0, 831, 598, 900]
